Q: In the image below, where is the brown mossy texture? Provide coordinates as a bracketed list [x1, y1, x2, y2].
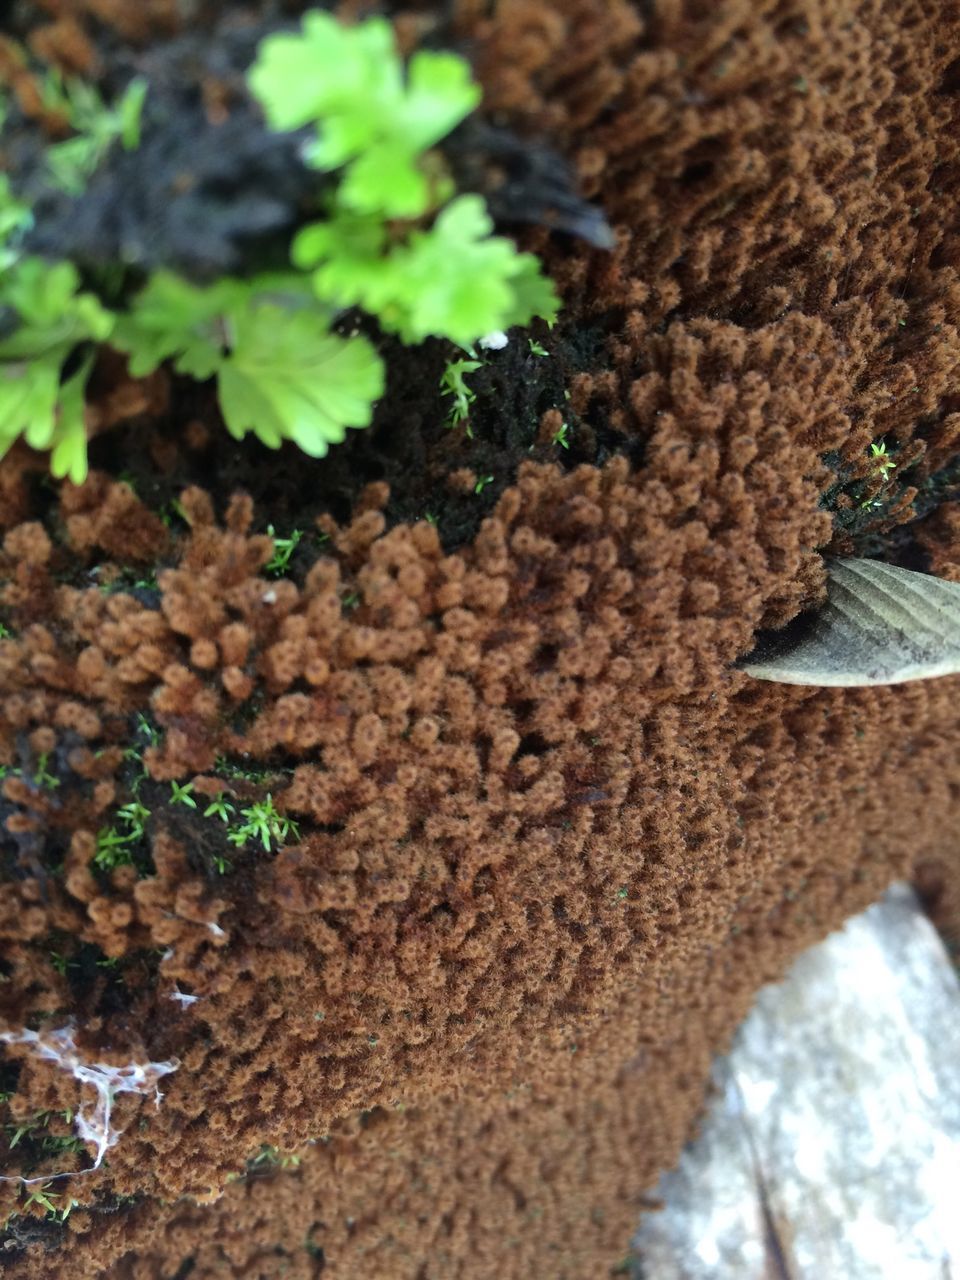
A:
[3, 0, 960, 1276]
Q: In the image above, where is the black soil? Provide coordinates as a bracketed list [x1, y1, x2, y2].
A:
[82, 311, 634, 552]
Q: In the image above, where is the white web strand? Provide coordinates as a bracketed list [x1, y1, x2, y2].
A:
[0, 1023, 178, 1185]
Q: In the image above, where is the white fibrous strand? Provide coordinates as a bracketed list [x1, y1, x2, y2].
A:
[0, 1023, 179, 1183]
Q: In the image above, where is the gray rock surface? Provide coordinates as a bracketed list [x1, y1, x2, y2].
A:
[633, 885, 960, 1278]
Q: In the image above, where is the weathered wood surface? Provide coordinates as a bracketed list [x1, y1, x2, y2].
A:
[633, 885, 960, 1279]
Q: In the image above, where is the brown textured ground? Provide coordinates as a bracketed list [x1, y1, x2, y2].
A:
[2, 0, 960, 1276]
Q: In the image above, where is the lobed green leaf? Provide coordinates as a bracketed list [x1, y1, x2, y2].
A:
[299, 196, 559, 348]
[249, 13, 479, 219]
[115, 272, 383, 457]
[217, 305, 384, 456]
[0, 260, 113, 480]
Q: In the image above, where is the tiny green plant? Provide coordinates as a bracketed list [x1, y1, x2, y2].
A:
[473, 474, 494, 495]
[94, 824, 135, 869]
[97, 567, 159, 596]
[859, 440, 897, 509]
[133, 713, 161, 748]
[158, 497, 189, 528]
[440, 358, 482, 429]
[22, 1185, 60, 1215]
[92, 722, 155, 870]
[39, 71, 148, 195]
[5, 1107, 77, 1152]
[869, 440, 896, 480]
[212, 756, 271, 784]
[528, 339, 549, 357]
[265, 525, 304, 575]
[551, 421, 570, 449]
[203, 794, 235, 823]
[226, 795, 299, 852]
[169, 780, 197, 808]
[47, 1193, 81, 1223]
[0, 752, 59, 791]
[247, 1143, 301, 1172]
[116, 800, 150, 836]
[31, 753, 59, 789]
[0, 174, 31, 273]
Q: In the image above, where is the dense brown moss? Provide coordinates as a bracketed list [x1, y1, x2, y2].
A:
[2, 0, 960, 1276]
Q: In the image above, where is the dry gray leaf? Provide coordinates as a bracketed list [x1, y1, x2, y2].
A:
[739, 558, 960, 686]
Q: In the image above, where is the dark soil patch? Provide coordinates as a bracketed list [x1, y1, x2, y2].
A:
[821, 445, 960, 572]
[82, 310, 633, 554]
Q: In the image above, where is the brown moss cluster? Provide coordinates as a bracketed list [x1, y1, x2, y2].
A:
[2, 0, 960, 1276]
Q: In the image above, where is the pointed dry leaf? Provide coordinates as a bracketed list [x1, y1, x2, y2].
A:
[740, 558, 960, 686]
